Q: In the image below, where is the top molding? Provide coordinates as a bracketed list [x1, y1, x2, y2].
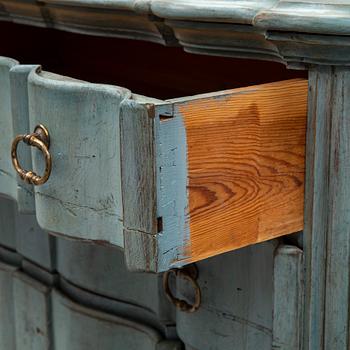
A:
[1, 0, 350, 67]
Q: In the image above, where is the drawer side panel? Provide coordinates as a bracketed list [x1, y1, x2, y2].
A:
[174, 79, 307, 265]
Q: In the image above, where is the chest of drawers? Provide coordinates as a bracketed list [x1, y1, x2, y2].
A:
[0, 1, 350, 349]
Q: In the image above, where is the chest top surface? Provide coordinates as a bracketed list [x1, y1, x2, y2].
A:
[1, 0, 349, 67]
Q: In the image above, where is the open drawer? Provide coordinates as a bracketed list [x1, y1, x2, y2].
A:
[0, 57, 307, 272]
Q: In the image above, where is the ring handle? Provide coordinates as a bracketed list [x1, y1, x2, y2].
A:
[11, 124, 52, 186]
[163, 265, 201, 313]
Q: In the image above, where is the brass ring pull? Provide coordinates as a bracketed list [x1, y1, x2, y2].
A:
[163, 265, 201, 313]
[11, 124, 52, 186]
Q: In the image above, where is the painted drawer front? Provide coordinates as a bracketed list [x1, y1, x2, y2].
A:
[0, 198, 16, 249]
[52, 290, 179, 350]
[175, 242, 275, 350]
[0, 57, 18, 202]
[0, 262, 17, 349]
[0, 197, 55, 270]
[15, 210, 55, 271]
[28, 68, 130, 246]
[0, 57, 307, 272]
[0, 256, 180, 350]
[13, 271, 51, 350]
[55, 237, 173, 323]
[0, 59, 36, 212]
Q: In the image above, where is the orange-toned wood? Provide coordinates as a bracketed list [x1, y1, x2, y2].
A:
[175, 79, 308, 264]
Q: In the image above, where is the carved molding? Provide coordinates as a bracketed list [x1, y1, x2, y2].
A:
[1, 0, 350, 66]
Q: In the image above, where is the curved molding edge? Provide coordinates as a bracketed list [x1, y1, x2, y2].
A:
[0, 0, 350, 66]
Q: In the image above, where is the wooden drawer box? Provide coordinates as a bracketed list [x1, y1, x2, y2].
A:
[0, 57, 307, 272]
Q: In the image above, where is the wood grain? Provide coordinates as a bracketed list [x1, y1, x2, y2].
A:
[303, 66, 350, 350]
[174, 79, 308, 263]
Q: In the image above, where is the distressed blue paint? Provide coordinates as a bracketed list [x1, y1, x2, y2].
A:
[155, 106, 189, 270]
[10, 65, 38, 213]
[0, 57, 18, 202]
[303, 66, 350, 350]
[28, 68, 130, 247]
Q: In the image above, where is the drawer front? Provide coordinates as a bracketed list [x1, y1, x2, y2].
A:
[55, 237, 173, 322]
[15, 211, 55, 271]
[0, 198, 16, 249]
[13, 271, 51, 350]
[52, 290, 180, 350]
[0, 259, 179, 350]
[175, 242, 275, 350]
[0, 57, 18, 202]
[0, 262, 17, 349]
[28, 69, 130, 246]
[0, 59, 36, 212]
[0, 197, 55, 270]
[0, 57, 307, 272]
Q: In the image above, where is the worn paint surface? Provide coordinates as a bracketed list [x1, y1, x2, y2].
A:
[13, 271, 51, 350]
[273, 245, 304, 349]
[0, 261, 17, 350]
[29, 68, 130, 246]
[303, 66, 350, 350]
[52, 290, 165, 350]
[1, 0, 350, 65]
[10, 64, 38, 213]
[0, 57, 18, 202]
[176, 241, 276, 350]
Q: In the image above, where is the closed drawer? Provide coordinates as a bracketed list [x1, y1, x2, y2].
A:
[13, 271, 51, 350]
[0, 57, 307, 272]
[52, 290, 181, 350]
[0, 262, 17, 349]
[0, 260, 181, 350]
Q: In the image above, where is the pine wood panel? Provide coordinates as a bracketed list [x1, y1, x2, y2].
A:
[176, 79, 308, 263]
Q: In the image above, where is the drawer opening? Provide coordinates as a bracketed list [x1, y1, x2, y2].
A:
[0, 21, 306, 100]
[0, 21, 308, 272]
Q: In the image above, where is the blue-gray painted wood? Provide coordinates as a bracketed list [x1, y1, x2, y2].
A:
[255, 1, 350, 36]
[22, 259, 57, 286]
[10, 64, 38, 213]
[176, 241, 276, 350]
[0, 244, 182, 347]
[0, 197, 17, 249]
[0, 196, 55, 270]
[151, 0, 276, 23]
[273, 245, 304, 349]
[0, 57, 18, 202]
[58, 276, 177, 338]
[1, 1, 350, 65]
[155, 105, 188, 271]
[120, 99, 158, 271]
[0, 244, 22, 266]
[2, 0, 347, 34]
[121, 100, 189, 273]
[13, 271, 51, 350]
[167, 20, 280, 62]
[0, 261, 17, 350]
[55, 236, 175, 325]
[52, 289, 178, 350]
[15, 211, 56, 271]
[0, 61, 39, 213]
[303, 66, 350, 350]
[28, 68, 130, 247]
[264, 31, 350, 69]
